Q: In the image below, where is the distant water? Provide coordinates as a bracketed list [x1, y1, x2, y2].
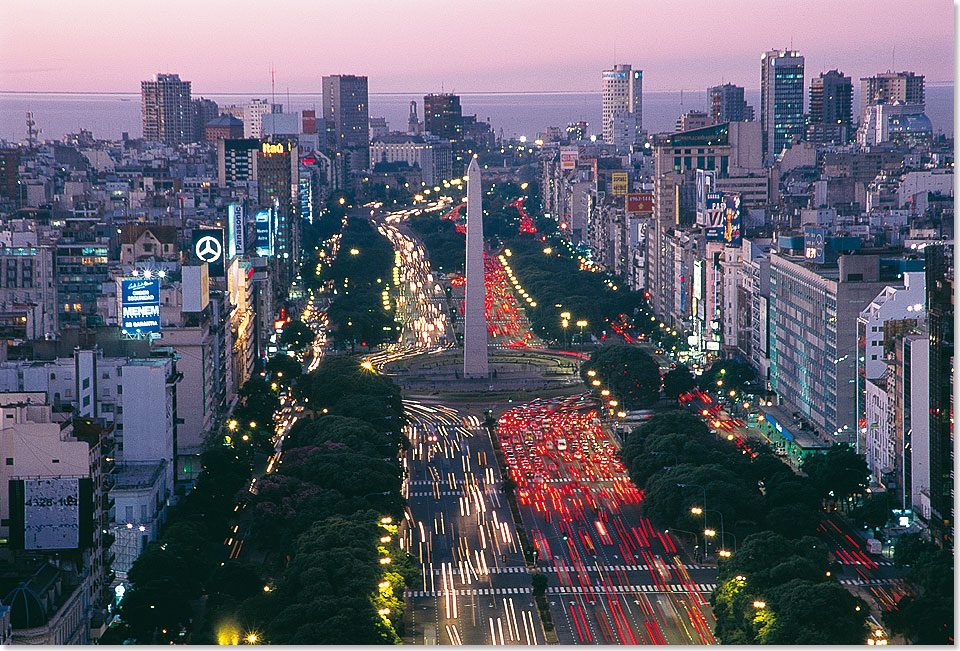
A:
[0, 86, 953, 144]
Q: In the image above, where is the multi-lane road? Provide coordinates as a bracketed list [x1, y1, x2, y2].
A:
[401, 399, 546, 645]
[497, 397, 718, 645]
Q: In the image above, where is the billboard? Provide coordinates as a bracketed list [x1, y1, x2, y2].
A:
[695, 169, 716, 225]
[626, 192, 653, 214]
[703, 192, 726, 240]
[758, 295, 769, 357]
[804, 226, 826, 263]
[560, 146, 579, 170]
[693, 259, 705, 320]
[23, 478, 80, 550]
[611, 171, 629, 196]
[192, 227, 225, 277]
[722, 194, 742, 245]
[227, 203, 245, 259]
[121, 278, 161, 334]
[255, 209, 275, 257]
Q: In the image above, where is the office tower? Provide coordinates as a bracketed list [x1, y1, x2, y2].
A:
[807, 70, 853, 144]
[192, 97, 219, 142]
[463, 157, 488, 378]
[217, 138, 260, 187]
[859, 71, 925, 120]
[760, 50, 804, 156]
[769, 253, 890, 444]
[925, 245, 953, 544]
[258, 140, 299, 285]
[424, 93, 465, 176]
[707, 83, 753, 124]
[408, 100, 421, 135]
[141, 73, 193, 145]
[243, 99, 282, 140]
[322, 75, 370, 173]
[601, 64, 642, 144]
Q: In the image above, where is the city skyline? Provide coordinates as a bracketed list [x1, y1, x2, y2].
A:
[0, 0, 953, 94]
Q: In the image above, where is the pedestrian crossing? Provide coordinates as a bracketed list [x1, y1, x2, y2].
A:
[429, 563, 711, 575]
[408, 491, 463, 497]
[403, 584, 717, 598]
[839, 578, 904, 586]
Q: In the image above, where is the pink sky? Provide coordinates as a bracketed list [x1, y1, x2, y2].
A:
[1, 0, 954, 93]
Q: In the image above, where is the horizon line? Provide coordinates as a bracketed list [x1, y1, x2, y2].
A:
[2, 81, 954, 97]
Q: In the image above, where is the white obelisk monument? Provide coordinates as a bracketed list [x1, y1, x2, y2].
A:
[463, 157, 489, 378]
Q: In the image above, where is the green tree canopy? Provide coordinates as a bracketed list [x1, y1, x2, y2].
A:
[581, 345, 661, 409]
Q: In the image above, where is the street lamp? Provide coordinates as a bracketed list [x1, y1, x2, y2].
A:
[576, 320, 588, 352]
[677, 483, 708, 556]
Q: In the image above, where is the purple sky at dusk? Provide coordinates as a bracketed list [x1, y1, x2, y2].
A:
[1, 0, 954, 94]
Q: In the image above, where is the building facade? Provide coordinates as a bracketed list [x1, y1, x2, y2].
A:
[760, 50, 805, 156]
[601, 65, 642, 144]
[141, 74, 193, 145]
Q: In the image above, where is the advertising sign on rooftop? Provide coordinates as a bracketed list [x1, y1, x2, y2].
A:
[23, 478, 80, 550]
[611, 171, 629, 196]
[121, 278, 161, 334]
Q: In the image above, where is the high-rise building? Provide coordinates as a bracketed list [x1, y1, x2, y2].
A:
[601, 64, 642, 144]
[807, 70, 853, 144]
[707, 83, 753, 124]
[243, 99, 282, 140]
[258, 140, 299, 285]
[925, 244, 953, 544]
[760, 50, 804, 156]
[322, 75, 370, 173]
[217, 138, 260, 188]
[192, 97, 219, 142]
[141, 73, 193, 145]
[859, 71, 925, 121]
[424, 93, 465, 176]
[769, 253, 891, 444]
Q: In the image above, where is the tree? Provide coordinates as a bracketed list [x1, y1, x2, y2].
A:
[698, 359, 757, 393]
[662, 365, 696, 400]
[581, 345, 661, 409]
[801, 444, 870, 504]
[758, 579, 869, 644]
[280, 319, 316, 351]
[266, 354, 303, 384]
[849, 491, 892, 530]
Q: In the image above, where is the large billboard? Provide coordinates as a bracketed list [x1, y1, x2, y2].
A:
[758, 295, 769, 357]
[255, 209, 275, 257]
[560, 146, 579, 170]
[121, 278, 161, 334]
[611, 171, 629, 196]
[695, 169, 716, 225]
[23, 478, 80, 550]
[804, 226, 825, 263]
[192, 227, 226, 277]
[722, 194, 742, 245]
[227, 203, 245, 259]
[703, 192, 726, 240]
[626, 192, 653, 214]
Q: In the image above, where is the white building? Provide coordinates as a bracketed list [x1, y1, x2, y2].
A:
[369, 135, 452, 186]
[857, 271, 925, 382]
[243, 99, 282, 140]
[601, 64, 642, 144]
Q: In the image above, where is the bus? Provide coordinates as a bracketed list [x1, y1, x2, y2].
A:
[556, 438, 567, 451]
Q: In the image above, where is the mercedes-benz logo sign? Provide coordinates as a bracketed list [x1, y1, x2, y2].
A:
[195, 236, 222, 263]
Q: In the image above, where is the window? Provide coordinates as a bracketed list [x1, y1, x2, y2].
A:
[82, 377, 90, 389]
[5, 458, 12, 465]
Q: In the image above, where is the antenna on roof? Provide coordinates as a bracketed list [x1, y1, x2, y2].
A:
[271, 64, 276, 107]
[892, 46, 896, 71]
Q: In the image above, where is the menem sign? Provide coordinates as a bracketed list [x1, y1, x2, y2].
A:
[121, 278, 161, 334]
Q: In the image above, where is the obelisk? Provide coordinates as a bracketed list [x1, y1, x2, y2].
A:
[463, 157, 489, 378]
